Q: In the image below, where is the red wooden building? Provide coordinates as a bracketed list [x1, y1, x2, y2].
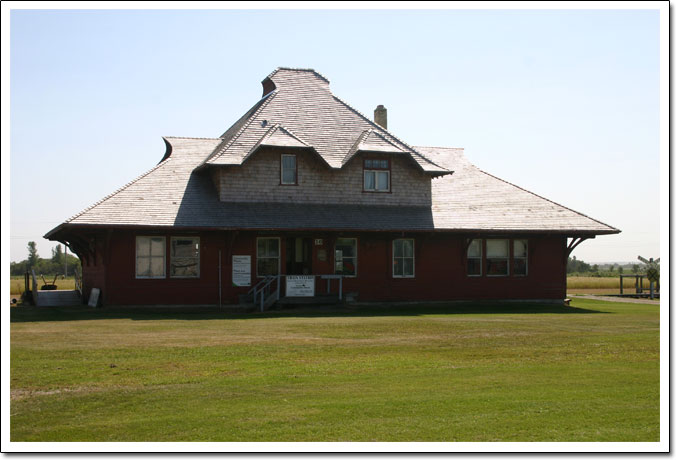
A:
[45, 68, 619, 307]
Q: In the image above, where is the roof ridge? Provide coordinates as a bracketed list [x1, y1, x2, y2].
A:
[474, 165, 620, 233]
[204, 91, 278, 165]
[415, 145, 465, 150]
[331, 94, 449, 172]
[164, 136, 223, 140]
[265, 67, 330, 84]
[276, 124, 311, 147]
[66, 159, 172, 223]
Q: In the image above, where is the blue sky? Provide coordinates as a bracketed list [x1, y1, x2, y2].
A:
[9, 8, 661, 263]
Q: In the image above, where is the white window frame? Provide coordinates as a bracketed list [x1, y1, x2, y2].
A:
[467, 239, 482, 277]
[135, 236, 166, 279]
[334, 237, 358, 277]
[392, 238, 415, 278]
[256, 237, 281, 277]
[280, 154, 297, 185]
[170, 236, 200, 279]
[513, 239, 528, 277]
[363, 159, 390, 192]
[486, 239, 510, 277]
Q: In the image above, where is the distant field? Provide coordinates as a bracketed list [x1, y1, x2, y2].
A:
[566, 276, 656, 295]
[10, 276, 76, 296]
[10, 300, 659, 442]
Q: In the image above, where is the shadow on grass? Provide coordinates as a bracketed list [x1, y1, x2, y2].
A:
[10, 302, 606, 323]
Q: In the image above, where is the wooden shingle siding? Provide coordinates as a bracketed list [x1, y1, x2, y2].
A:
[217, 148, 431, 206]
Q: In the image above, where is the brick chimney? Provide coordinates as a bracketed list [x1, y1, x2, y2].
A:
[374, 105, 387, 129]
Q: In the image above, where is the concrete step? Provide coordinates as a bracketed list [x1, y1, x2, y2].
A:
[36, 290, 81, 307]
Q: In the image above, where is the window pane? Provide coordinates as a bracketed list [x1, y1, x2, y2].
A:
[393, 258, 403, 276]
[365, 159, 374, 168]
[281, 155, 296, 184]
[266, 238, 279, 257]
[257, 258, 278, 276]
[339, 257, 356, 276]
[514, 258, 527, 276]
[336, 239, 355, 257]
[393, 240, 403, 258]
[376, 171, 389, 190]
[514, 239, 527, 258]
[151, 256, 165, 277]
[467, 239, 482, 258]
[467, 258, 481, 276]
[403, 239, 413, 257]
[380, 160, 389, 169]
[150, 237, 165, 256]
[335, 239, 357, 275]
[137, 257, 150, 277]
[172, 238, 197, 258]
[136, 238, 150, 256]
[486, 239, 508, 257]
[487, 258, 508, 276]
[364, 171, 375, 190]
[403, 258, 414, 276]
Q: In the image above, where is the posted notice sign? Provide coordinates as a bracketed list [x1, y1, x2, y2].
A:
[286, 275, 315, 297]
[232, 255, 251, 287]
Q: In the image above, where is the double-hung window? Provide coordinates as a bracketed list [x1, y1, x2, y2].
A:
[335, 238, 357, 276]
[257, 237, 280, 276]
[513, 239, 528, 276]
[281, 154, 297, 185]
[486, 239, 509, 276]
[364, 159, 390, 192]
[467, 239, 482, 276]
[170, 237, 200, 278]
[136, 236, 166, 279]
[393, 239, 415, 277]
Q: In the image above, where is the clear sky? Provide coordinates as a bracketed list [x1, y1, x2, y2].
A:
[9, 7, 662, 264]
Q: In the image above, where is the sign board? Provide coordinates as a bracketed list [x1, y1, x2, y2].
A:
[286, 275, 315, 297]
[88, 288, 101, 307]
[232, 255, 251, 287]
[314, 239, 323, 246]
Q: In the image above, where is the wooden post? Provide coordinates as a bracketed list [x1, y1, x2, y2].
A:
[218, 250, 222, 309]
[620, 275, 624, 295]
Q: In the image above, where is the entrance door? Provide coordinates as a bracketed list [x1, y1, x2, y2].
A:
[286, 237, 313, 275]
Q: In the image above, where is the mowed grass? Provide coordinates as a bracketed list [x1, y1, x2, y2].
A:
[10, 300, 659, 442]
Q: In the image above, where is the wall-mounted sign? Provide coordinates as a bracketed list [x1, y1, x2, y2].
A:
[317, 249, 327, 262]
[232, 255, 251, 287]
[314, 239, 323, 246]
[286, 275, 315, 297]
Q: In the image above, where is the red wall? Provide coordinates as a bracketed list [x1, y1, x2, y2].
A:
[88, 230, 567, 305]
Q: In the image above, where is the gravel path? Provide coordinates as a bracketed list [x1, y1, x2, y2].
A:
[570, 294, 660, 305]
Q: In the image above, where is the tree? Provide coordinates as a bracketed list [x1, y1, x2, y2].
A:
[27, 241, 39, 268]
[618, 266, 623, 274]
[51, 244, 64, 264]
[632, 264, 639, 274]
[592, 264, 599, 273]
[609, 264, 615, 273]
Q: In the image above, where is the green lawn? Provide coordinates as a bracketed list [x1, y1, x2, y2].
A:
[10, 300, 659, 442]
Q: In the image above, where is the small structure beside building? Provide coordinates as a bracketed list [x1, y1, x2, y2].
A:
[45, 68, 620, 307]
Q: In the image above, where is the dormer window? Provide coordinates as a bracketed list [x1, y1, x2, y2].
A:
[363, 158, 390, 192]
[280, 154, 297, 185]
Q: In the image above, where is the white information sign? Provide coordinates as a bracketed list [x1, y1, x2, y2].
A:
[286, 275, 315, 297]
[232, 255, 251, 287]
[88, 288, 101, 307]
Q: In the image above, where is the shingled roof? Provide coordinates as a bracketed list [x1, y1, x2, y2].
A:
[45, 68, 619, 239]
[199, 68, 449, 175]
